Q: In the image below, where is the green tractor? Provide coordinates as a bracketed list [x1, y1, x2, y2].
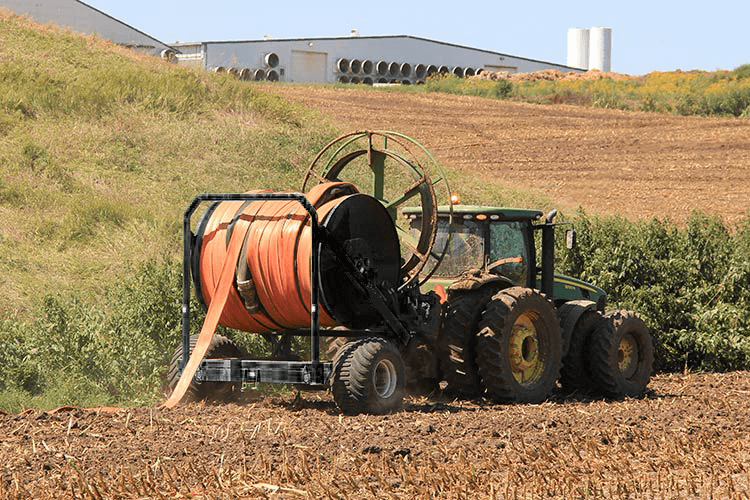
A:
[404, 203, 654, 402]
[303, 130, 654, 404]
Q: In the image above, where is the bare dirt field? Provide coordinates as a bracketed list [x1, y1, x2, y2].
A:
[261, 85, 750, 224]
[3, 372, 750, 498]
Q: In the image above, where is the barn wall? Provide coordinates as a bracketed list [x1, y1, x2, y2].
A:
[183, 36, 581, 83]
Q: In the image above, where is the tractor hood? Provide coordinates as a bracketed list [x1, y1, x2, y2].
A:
[549, 273, 607, 311]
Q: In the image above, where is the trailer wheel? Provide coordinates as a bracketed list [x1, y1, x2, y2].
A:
[324, 329, 350, 361]
[331, 337, 405, 414]
[167, 334, 244, 403]
[559, 307, 606, 393]
[476, 287, 562, 403]
[589, 310, 654, 398]
[437, 291, 493, 397]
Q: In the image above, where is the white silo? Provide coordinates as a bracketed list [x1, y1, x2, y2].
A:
[589, 27, 612, 72]
[567, 28, 590, 69]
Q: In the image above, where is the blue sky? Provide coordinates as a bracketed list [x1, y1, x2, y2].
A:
[88, 0, 748, 76]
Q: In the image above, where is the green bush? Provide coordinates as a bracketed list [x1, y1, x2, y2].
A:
[0, 260, 187, 412]
[493, 80, 513, 98]
[732, 64, 750, 80]
[560, 210, 750, 372]
[0, 258, 287, 413]
[423, 73, 514, 99]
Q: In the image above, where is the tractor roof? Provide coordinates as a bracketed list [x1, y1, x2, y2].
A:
[403, 205, 544, 221]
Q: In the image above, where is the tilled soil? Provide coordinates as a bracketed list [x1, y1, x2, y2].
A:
[2, 372, 750, 498]
[260, 85, 750, 224]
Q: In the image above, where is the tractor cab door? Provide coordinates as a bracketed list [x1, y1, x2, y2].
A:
[428, 218, 485, 277]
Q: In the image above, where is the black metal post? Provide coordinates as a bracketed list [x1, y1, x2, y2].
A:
[540, 223, 555, 301]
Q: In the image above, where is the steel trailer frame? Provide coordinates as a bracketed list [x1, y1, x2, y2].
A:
[180, 192, 331, 386]
[179, 191, 413, 388]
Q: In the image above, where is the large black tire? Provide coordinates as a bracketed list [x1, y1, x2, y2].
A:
[167, 334, 244, 403]
[559, 307, 608, 393]
[476, 287, 562, 403]
[589, 310, 654, 398]
[437, 290, 494, 397]
[331, 337, 405, 414]
[557, 300, 597, 357]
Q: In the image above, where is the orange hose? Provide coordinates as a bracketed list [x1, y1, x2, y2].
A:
[164, 182, 365, 407]
[196, 182, 356, 332]
[248, 198, 298, 325]
[161, 208, 251, 408]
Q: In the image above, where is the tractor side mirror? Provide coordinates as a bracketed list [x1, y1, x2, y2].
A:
[566, 229, 577, 249]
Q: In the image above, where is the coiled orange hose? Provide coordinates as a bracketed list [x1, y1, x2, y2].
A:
[197, 182, 358, 332]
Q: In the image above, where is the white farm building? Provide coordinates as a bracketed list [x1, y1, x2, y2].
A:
[174, 35, 583, 84]
[2, 0, 586, 83]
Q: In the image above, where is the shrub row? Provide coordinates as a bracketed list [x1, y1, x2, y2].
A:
[419, 65, 750, 117]
[1, 212, 748, 412]
[560, 211, 750, 372]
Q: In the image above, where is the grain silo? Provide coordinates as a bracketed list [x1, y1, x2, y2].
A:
[589, 27, 612, 72]
[566, 28, 589, 70]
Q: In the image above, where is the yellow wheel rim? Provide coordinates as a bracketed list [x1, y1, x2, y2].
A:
[618, 333, 639, 379]
[509, 313, 544, 385]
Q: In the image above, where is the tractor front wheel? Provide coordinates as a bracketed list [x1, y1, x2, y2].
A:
[437, 290, 494, 397]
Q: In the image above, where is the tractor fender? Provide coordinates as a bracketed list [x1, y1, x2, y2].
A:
[557, 300, 598, 356]
[446, 270, 513, 296]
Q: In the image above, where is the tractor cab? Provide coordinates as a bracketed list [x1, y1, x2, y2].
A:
[404, 204, 607, 310]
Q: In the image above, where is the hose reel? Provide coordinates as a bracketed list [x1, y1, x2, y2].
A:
[302, 130, 452, 289]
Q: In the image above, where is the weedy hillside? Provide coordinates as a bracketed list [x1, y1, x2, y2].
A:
[0, 9, 338, 318]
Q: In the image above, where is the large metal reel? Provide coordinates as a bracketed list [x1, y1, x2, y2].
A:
[302, 130, 452, 288]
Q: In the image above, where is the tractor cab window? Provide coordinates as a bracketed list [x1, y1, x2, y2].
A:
[412, 218, 485, 278]
[488, 221, 528, 285]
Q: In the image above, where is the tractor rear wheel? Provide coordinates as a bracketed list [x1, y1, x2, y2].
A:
[559, 307, 608, 393]
[476, 287, 562, 403]
[167, 334, 244, 403]
[589, 310, 654, 398]
[437, 291, 494, 397]
[331, 337, 405, 414]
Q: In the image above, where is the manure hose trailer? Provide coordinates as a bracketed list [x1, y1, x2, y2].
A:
[165, 131, 450, 414]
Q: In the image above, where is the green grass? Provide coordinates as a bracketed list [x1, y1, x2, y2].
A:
[0, 9, 338, 318]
